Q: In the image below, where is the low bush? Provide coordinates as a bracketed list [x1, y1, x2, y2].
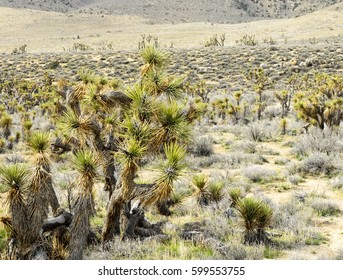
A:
[310, 199, 341, 217]
[301, 153, 338, 175]
[190, 136, 214, 157]
[243, 165, 277, 183]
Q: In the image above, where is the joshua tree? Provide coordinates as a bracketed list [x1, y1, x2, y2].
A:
[26, 131, 59, 245]
[0, 112, 12, 139]
[0, 164, 29, 259]
[294, 73, 343, 129]
[245, 68, 272, 120]
[69, 150, 98, 260]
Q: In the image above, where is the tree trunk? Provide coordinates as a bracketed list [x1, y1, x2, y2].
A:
[102, 189, 123, 243]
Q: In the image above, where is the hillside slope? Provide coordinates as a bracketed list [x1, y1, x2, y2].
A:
[0, 0, 341, 23]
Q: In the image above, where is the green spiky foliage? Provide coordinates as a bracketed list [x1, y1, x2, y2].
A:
[236, 197, 273, 244]
[191, 174, 212, 207]
[0, 164, 29, 255]
[228, 187, 244, 208]
[125, 84, 157, 122]
[117, 138, 147, 196]
[0, 113, 12, 139]
[140, 45, 168, 76]
[144, 143, 186, 206]
[58, 109, 98, 147]
[294, 73, 343, 129]
[121, 117, 154, 153]
[208, 181, 225, 204]
[69, 150, 98, 260]
[144, 70, 185, 102]
[153, 102, 190, 148]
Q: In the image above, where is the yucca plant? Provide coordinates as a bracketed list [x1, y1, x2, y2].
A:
[208, 181, 225, 204]
[125, 84, 157, 122]
[140, 45, 168, 76]
[228, 187, 244, 208]
[153, 102, 190, 148]
[144, 142, 186, 206]
[236, 197, 273, 244]
[26, 132, 59, 244]
[121, 116, 153, 148]
[0, 113, 12, 139]
[58, 109, 96, 147]
[0, 164, 29, 257]
[69, 150, 98, 260]
[117, 138, 147, 195]
[191, 174, 212, 207]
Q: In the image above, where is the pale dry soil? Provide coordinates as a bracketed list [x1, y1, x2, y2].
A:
[0, 3, 342, 52]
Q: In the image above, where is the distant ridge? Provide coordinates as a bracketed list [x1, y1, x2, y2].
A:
[0, 0, 341, 23]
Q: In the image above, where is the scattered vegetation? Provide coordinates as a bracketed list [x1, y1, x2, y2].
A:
[0, 40, 342, 260]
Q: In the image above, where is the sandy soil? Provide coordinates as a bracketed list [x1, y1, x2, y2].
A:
[0, 3, 342, 53]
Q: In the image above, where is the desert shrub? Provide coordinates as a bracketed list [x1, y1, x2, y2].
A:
[231, 140, 257, 154]
[274, 157, 290, 165]
[188, 154, 221, 168]
[205, 33, 225, 47]
[221, 239, 264, 260]
[292, 127, 343, 157]
[336, 250, 343, 260]
[190, 136, 214, 157]
[242, 165, 277, 183]
[285, 162, 301, 176]
[273, 199, 313, 235]
[46, 61, 60, 69]
[300, 152, 338, 175]
[236, 34, 258, 46]
[310, 199, 341, 217]
[244, 122, 265, 142]
[287, 174, 304, 186]
[330, 176, 343, 190]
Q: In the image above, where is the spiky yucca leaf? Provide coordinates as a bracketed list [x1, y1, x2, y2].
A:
[121, 115, 153, 145]
[144, 143, 186, 205]
[77, 68, 97, 85]
[27, 131, 50, 153]
[162, 76, 185, 102]
[0, 113, 12, 128]
[191, 174, 208, 191]
[191, 174, 213, 206]
[117, 139, 147, 194]
[125, 84, 157, 122]
[154, 102, 190, 147]
[208, 181, 225, 203]
[0, 164, 29, 247]
[82, 83, 101, 112]
[58, 109, 96, 145]
[236, 197, 273, 233]
[228, 187, 244, 207]
[73, 150, 98, 180]
[143, 69, 167, 95]
[0, 164, 28, 205]
[140, 45, 168, 75]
